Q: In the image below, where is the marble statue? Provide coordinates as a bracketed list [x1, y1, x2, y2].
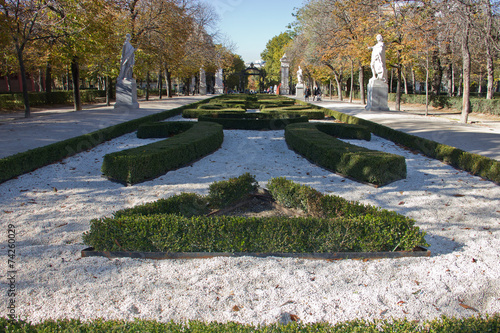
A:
[118, 34, 135, 81]
[369, 34, 387, 82]
[115, 34, 139, 109]
[297, 66, 303, 85]
[365, 34, 389, 111]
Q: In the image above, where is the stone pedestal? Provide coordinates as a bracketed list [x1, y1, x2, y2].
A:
[115, 79, 139, 109]
[365, 78, 389, 111]
[295, 84, 305, 99]
[214, 68, 223, 94]
[280, 53, 290, 95]
[199, 68, 207, 95]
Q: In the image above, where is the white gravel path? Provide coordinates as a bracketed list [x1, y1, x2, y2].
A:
[1, 115, 499, 325]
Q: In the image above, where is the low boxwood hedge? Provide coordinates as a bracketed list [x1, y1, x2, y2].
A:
[285, 123, 407, 186]
[261, 109, 325, 119]
[182, 108, 246, 118]
[83, 212, 425, 253]
[198, 114, 309, 130]
[3, 315, 500, 332]
[83, 175, 427, 253]
[101, 121, 223, 185]
[322, 108, 500, 184]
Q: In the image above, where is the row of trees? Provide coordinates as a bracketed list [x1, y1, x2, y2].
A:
[0, 0, 244, 118]
[261, 0, 500, 123]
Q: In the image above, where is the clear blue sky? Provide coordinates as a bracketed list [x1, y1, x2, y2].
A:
[203, 0, 304, 63]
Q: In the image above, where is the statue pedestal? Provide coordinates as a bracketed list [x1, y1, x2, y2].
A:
[365, 78, 389, 111]
[296, 84, 304, 99]
[115, 79, 139, 109]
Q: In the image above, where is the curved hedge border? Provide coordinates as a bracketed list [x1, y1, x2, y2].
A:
[322, 108, 500, 184]
[198, 114, 308, 130]
[182, 108, 246, 118]
[261, 109, 325, 119]
[0, 97, 215, 184]
[285, 123, 406, 186]
[101, 121, 223, 185]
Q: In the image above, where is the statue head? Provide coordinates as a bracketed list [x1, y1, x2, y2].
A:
[376, 34, 383, 43]
[125, 33, 131, 41]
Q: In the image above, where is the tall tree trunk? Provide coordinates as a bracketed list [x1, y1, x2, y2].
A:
[37, 69, 43, 92]
[431, 49, 443, 96]
[45, 62, 52, 94]
[412, 68, 416, 94]
[485, 0, 494, 100]
[359, 65, 365, 104]
[349, 60, 354, 103]
[395, 51, 402, 111]
[71, 56, 82, 111]
[334, 74, 342, 101]
[158, 70, 163, 99]
[145, 71, 150, 101]
[16, 47, 30, 118]
[461, 23, 471, 123]
[165, 66, 172, 98]
[446, 63, 453, 97]
[105, 76, 112, 106]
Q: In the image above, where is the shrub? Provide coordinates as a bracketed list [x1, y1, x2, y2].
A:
[198, 115, 309, 130]
[113, 192, 209, 218]
[261, 109, 325, 119]
[2, 315, 500, 332]
[101, 122, 223, 185]
[182, 108, 246, 118]
[322, 107, 500, 184]
[83, 175, 427, 253]
[285, 123, 407, 186]
[208, 172, 258, 208]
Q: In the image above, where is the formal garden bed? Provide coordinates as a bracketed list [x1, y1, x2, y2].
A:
[82, 174, 428, 258]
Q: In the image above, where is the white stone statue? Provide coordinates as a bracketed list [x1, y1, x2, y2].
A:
[368, 34, 387, 82]
[118, 34, 135, 81]
[297, 66, 303, 85]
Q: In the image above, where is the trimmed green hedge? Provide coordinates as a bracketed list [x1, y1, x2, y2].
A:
[83, 175, 427, 253]
[285, 123, 407, 186]
[182, 108, 246, 118]
[198, 114, 309, 130]
[0, 98, 213, 184]
[83, 213, 425, 253]
[266, 177, 424, 251]
[3, 315, 500, 332]
[101, 121, 223, 185]
[388, 93, 500, 116]
[261, 109, 325, 119]
[322, 108, 500, 184]
[207, 172, 258, 208]
[0, 90, 106, 109]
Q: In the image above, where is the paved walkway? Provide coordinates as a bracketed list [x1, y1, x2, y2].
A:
[302, 97, 500, 161]
[1, 95, 499, 161]
[0, 96, 207, 159]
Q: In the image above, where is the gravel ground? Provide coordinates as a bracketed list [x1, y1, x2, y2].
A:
[1, 115, 499, 325]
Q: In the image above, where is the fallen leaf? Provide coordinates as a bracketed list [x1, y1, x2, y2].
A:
[397, 301, 406, 306]
[232, 305, 240, 312]
[290, 314, 300, 322]
[453, 194, 465, 197]
[3, 210, 13, 214]
[459, 303, 478, 312]
[398, 201, 405, 205]
[472, 258, 477, 263]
